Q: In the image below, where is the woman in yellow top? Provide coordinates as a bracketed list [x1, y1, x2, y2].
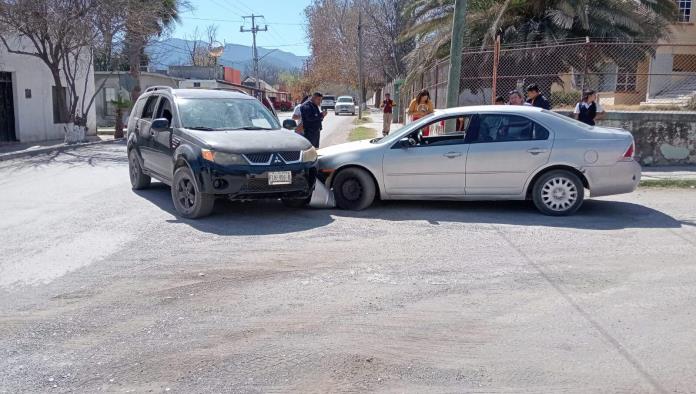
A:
[407, 89, 435, 135]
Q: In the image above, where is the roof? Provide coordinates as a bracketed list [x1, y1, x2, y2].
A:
[170, 89, 254, 99]
[435, 105, 545, 114]
[94, 71, 184, 81]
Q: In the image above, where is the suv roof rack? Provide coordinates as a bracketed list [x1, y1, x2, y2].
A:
[145, 86, 175, 93]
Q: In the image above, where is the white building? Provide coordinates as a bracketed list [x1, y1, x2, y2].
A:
[0, 36, 96, 143]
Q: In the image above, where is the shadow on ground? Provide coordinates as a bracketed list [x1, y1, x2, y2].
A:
[135, 183, 683, 235]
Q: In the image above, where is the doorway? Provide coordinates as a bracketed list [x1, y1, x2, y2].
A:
[0, 72, 17, 142]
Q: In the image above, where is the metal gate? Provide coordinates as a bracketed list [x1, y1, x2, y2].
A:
[0, 72, 17, 142]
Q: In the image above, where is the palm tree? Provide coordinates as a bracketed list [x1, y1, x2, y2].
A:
[400, 0, 678, 83]
[111, 94, 132, 139]
[126, 0, 184, 101]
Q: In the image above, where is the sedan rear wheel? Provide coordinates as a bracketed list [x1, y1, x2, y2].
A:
[171, 166, 215, 219]
[532, 170, 584, 216]
[333, 168, 376, 210]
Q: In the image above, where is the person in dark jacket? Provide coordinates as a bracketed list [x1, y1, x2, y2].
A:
[526, 84, 551, 110]
[574, 90, 605, 126]
[300, 92, 327, 148]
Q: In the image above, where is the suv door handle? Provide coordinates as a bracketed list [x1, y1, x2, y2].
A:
[527, 148, 547, 155]
[443, 152, 462, 159]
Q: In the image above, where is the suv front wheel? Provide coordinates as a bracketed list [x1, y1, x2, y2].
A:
[171, 166, 215, 219]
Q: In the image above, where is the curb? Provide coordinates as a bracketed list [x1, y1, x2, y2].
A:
[0, 138, 125, 162]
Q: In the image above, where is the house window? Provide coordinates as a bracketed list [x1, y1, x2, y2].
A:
[193, 82, 201, 88]
[678, 0, 692, 22]
[616, 66, 637, 92]
[673, 54, 696, 72]
[52, 86, 69, 123]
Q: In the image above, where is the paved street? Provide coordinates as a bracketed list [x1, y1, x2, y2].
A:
[1, 142, 696, 393]
[278, 110, 359, 148]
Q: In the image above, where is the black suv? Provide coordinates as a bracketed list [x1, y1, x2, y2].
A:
[127, 87, 317, 218]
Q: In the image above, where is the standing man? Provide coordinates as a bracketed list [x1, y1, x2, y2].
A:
[380, 93, 395, 136]
[508, 90, 530, 106]
[300, 92, 327, 148]
[525, 84, 551, 110]
[292, 95, 309, 135]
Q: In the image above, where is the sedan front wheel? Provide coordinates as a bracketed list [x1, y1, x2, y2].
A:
[532, 170, 584, 216]
[333, 168, 376, 210]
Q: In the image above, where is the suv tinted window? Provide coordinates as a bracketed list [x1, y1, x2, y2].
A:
[141, 96, 159, 119]
[476, 114, 549, 142]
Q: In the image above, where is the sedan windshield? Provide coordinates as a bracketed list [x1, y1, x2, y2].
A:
[177, 98, 280, 131]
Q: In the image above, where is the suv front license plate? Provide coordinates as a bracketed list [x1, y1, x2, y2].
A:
[268, 171, 292, 185]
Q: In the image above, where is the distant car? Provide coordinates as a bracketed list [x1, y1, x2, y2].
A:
[320, 95, 336, 111]
[335, 96, 356, 116]
[317, 105, 640, 216]
[127, 87, 318, 218]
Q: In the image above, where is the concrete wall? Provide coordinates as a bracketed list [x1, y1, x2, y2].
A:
[0, 36, 96, 142]
[558, 110, 696, 166]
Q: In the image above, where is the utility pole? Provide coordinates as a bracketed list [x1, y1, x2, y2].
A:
[357, 10, 365, 119]
[446, 0, 468, 109]
[240, 14, 268, 95]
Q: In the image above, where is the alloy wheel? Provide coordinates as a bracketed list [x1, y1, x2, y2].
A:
[176, 176, 196, 211]
[341, 178, 363, 201]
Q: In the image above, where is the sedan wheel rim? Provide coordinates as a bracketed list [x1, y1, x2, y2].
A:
[176, 177, 196, 211]
[342, 178, 363, 201]
[541, 177, 578, 212]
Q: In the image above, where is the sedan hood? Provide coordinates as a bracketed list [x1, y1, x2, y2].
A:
[318, 139, 374, 157]
[185, 128, 312, 153]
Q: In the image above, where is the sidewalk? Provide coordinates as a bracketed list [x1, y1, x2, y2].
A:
[641, 166, 696, 181]
[351, 109, 404, 141]
[0, 134, 117, 161]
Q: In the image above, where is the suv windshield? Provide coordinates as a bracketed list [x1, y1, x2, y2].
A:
[337, 97, 353, 103]
[177, 98, 280, 131]
[322, 96, 335, 101]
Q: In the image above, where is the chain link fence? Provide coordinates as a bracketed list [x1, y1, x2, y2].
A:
[388, 39, 696, 115]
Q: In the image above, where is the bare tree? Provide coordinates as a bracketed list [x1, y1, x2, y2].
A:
[184, 24, 219, 67]
[0, 0, 108, 141]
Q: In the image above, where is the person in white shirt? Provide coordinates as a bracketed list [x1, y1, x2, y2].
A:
[508, 90, 532, 106]
[574, 90, 605, 126]
[291, 95, 309, 134]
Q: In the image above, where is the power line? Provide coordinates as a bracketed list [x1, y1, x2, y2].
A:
[240, 14, 268, 92]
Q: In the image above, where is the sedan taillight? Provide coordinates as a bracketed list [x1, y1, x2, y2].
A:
[621, 142, 635, 161]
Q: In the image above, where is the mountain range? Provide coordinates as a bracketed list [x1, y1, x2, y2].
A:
[147, 38, 307, 71]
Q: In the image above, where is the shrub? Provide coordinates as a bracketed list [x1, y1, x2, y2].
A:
[550, 91, 581, 108]
[275, 100, 294, 111]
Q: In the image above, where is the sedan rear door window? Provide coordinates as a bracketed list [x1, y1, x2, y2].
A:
[475, 114, 549, 143]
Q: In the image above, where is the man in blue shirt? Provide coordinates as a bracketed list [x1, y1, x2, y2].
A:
[300, 92, 327, 148]
[526, 84, 551, 110]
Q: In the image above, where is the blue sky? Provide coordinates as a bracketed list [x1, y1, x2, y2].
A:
[173, 0, 312, 56]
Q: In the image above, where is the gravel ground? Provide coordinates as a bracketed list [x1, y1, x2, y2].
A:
[1, 143, 695, 393]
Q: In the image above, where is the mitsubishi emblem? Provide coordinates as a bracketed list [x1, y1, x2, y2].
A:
[273, 154, 283, 165]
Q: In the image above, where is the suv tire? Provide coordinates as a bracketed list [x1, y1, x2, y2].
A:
[532, 170, 584, 216]
[128, 149, 151, 190]
[171, 166, 215, 219]
[333, 167, 376, 210]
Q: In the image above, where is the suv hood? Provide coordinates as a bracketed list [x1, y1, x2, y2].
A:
[185, 129, 312, 153]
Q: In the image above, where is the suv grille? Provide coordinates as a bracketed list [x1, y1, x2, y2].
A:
[279, 151, 301, 162]
[243, 151, 302, 165]
[244, 153, 273, 164]
[241, 176, 308, 193]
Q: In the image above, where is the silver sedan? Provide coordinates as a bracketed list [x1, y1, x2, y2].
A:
[316, 105, 641, 216]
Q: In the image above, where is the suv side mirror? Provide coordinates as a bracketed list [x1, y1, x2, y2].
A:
[151, 118, 171, 132]
[282, 119, 297, 130]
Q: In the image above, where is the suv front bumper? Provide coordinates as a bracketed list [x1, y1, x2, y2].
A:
[199, 164, 317, 200]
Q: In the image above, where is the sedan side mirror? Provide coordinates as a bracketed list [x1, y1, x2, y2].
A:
[399, 137, 416, 149]
[283, 119, 297, 130]
[151, 118, 171, 132]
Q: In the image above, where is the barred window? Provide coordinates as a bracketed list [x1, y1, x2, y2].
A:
[678, 0, 692, 22]
[616, 66, 637, 92]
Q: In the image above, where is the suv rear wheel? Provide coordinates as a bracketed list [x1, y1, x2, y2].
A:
[532, 170, 584, 216]
[333, 168, 376, 210]
[128, 149, 151, 190]
[171, 166, 215, 219]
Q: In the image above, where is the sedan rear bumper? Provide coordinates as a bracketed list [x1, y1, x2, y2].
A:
[584, 160, 641, 197]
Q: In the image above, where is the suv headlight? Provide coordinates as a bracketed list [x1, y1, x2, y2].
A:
[302, 147, 318, 163]
[202, 149, 247, 165]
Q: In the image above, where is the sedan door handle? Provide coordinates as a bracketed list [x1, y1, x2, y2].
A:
[443, 152, 463, 159]
[527, 148, 547, 155]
